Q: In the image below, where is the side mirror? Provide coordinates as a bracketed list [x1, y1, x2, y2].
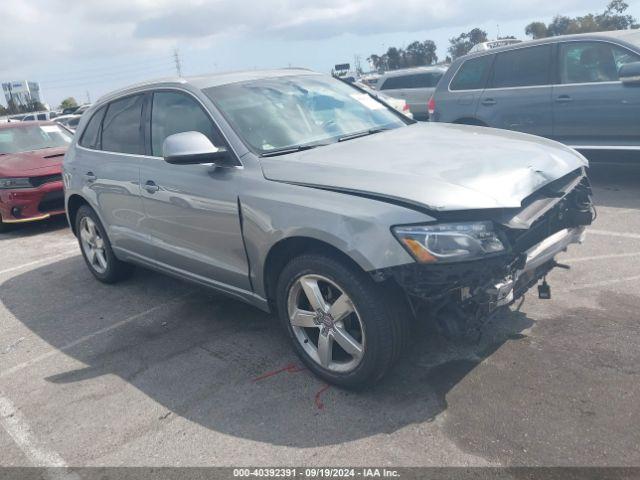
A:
[619, 62, 640, 85]
[162, 131, 236, 166]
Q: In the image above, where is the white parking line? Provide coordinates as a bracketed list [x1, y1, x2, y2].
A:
[0, 250, 80, 277]
[0, 395, 66, 466]
[0, 395, 80, 479]
[563, 252, 640, 263]
[0, 292, 193, 379]
[588, 229, 640, 240]
[569, 274, 640, 291]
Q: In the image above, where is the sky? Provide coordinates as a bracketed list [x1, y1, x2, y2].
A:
[1, 0, 639, 108]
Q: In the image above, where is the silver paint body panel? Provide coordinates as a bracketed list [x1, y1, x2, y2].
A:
[64, 70, 588, 313]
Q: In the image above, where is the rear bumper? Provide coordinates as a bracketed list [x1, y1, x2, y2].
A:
[0, 181, 65, 224]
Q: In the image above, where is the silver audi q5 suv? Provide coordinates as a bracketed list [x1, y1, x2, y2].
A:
[64, 69, 593, 388]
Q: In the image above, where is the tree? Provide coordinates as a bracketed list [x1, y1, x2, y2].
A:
[60, 97, 78, 110]
[525, 1, 638, 38]
[386, 47, 402, 70]
[368, 39, 438, 72]
[448, 28, 488, 60]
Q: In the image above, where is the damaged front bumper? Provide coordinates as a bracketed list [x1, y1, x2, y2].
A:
[376, 168, 594, 333]
[489, 226, 586, 307]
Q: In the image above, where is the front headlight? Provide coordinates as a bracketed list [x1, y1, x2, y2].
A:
[0, 178, 31, 189]
[393, 221, 506, 263]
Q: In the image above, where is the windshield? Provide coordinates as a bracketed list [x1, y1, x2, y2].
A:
[0, 124, 72, 154]
[204, 75, 407, 155]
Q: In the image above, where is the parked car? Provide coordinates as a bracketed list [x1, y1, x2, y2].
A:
[430, 30, 640, 155]
[0, 122, 72, 231]
[374, 66, 447, 120]
[64, 69, 593, 387]
[354, 81, 413, 118]
[54, 114, 82, 131]
[62, 106, 80, 115]
[22, 111, 58, 121]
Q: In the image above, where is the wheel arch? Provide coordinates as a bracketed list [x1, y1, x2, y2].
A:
[262, 236, 367, 307]
[66, 194, 90, 235]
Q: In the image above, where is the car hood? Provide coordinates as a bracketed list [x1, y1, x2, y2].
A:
[0, 147, 66, 177]
[259, 123, 587, 211]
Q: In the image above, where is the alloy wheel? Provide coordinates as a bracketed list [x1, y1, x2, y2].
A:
[79, 216, 108, 274]
[287, 274, 365, 373]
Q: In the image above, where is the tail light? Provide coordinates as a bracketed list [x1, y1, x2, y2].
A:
[427, 96, 435, 116]
[402, 103, 410, 113]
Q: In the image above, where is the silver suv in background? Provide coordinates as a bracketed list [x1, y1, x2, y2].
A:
[64, 69, 592, 388]
[375, 66, 447, 120]
[429, 30, 640, 158]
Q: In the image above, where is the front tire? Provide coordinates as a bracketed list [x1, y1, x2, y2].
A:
[75, 205, 134, 283]
[276, 253, 407, 389]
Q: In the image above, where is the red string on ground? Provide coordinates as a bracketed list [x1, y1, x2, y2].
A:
[314, 384, 332, 410]
[253, 363, 306, 382]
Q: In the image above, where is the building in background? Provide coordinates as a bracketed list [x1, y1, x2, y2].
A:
[2, 81, 43, 108]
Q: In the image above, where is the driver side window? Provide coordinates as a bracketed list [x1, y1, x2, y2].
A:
[560, 41, 640, 84]
[150, 91, 224, 157]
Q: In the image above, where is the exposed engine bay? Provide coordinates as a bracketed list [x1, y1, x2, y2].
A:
[375, 167, 594, 339]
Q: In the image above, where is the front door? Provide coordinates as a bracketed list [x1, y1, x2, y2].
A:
[477, 44, 554, 137]
[138, 90, 250, 291]
[552, 41, 640, 148]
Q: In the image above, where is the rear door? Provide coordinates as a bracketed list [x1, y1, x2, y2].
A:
[73, 95, 150, 257]
[552, 41, 640, 148]
[477, 44, 553, 137]
[432, 55, 494, 124]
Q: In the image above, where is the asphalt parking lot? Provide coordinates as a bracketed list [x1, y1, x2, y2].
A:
[1, 163, 639, 468]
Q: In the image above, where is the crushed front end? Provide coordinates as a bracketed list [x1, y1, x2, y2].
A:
[377, 167, 594, 337]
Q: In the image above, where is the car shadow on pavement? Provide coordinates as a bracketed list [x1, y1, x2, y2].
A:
[0, 215, 68, 241]
[588, 163, 640, 210]
[0, 256, 535, 448]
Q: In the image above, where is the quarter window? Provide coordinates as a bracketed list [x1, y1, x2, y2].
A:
[101, 95, 145, 155]
[559, 42, 640, 84]
[79, 106, 107, 150]
[150, 91, 222, 157]
[491, 45, 551, 88]
[450, 55, 493, 91]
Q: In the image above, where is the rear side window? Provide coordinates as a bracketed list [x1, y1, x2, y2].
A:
[381, 73, 441, 90]
[450, 55, 493, 91]
[491, 45, 552, 88]
[79, 106, 107, 149]
[101, 95, 145, 155]
[150, 91, 224, 157]
[37, 114, 46, 120]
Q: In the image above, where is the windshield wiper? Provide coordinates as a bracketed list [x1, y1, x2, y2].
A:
[338, 127, 390, 143]
[260, 143, 329, 157]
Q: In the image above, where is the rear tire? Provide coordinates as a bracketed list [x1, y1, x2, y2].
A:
[276, 253, 407, 389]
[75, 205, 134, 283]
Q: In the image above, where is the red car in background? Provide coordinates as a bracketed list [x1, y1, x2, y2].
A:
[0, 122, 73, 231]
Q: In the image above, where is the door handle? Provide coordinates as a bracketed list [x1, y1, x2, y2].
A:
[481, 98, 496, 106]
[556, 95, 573, 103]
[143, 181, 160, 193]
[84, 172, 97, 183]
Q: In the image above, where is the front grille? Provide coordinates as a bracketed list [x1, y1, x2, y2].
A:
[29, 174, 62, 188]
[38, 190, 64, 212]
